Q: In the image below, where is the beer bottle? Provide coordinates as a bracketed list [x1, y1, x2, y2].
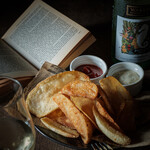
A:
[111, 0, 150, 68]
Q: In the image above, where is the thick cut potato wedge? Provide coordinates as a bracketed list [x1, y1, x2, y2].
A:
[99, 76, 135, 132]
[70, 96, 98, 128]
[52, 93, 94, 144]
[46, 108, 75, 129]
[41, 117, 79, 138]
[97, 85, 114, 116]
[99, 76, 132, 116]
[95, 99, 121, 131]
[61, 80, 98, 100]
[93, 105, 131, 146]
[26, 71, 90, 117]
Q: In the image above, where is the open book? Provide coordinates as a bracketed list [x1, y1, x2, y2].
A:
[0, 0, 96, 79]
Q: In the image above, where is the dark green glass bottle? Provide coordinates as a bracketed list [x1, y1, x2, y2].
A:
[111, 0, 150, 69]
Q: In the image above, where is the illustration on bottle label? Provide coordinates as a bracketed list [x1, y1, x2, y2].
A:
[115, 15, 150, 62]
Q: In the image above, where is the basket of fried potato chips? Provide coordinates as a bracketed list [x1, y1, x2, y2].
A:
[25, 62, 136, 148]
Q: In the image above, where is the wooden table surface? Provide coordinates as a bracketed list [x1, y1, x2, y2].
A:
[1, 0, 150, 150]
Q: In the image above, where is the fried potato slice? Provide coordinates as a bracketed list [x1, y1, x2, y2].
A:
[52, 93, 94, 144]
[99, 76, 133, 117]
[97, 85, 114, 116]
[70, 96, 98, 128]
[41, 117, 79, 138]
[26, 71, 90, 117]
[93, 104, 131, 146]
[61, 80, 98, 100]
[95, 98, 121, 131]
[99, 76, 135, 132]
[46, 108, 75, 129]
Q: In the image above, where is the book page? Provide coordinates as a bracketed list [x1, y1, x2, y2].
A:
[59, 34, 96, 69]
[2, 0, 89, 69]
[0, 40, 38, 78]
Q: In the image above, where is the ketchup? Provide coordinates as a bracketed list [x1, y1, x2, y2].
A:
[75, 64, 103, 78]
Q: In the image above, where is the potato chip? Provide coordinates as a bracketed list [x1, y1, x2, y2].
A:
[99, 76, 135, 132]
[46, 108, 75, 129]
[99, 76, 133, 117]
[95, 98, 121, 131]
[97, 85, 114, 116]
[52, 93, 94, 144]
[70, 96, 98, 128]
[41, 117, 79, 138]
[26, 71, 90, 117]
[93, 104, 131, 146]
[61, 80, 98, 100]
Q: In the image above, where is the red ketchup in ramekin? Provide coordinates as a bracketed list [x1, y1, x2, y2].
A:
[75, 64, 103, 79]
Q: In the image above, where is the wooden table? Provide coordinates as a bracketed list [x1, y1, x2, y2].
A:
[1, 0, 150, 150]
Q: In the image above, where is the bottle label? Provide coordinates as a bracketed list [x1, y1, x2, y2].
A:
[126, 5, 150, 17]
[115, 15, 150, 63]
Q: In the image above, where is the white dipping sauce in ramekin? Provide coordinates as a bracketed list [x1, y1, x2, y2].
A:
[112, 69, 140, 86]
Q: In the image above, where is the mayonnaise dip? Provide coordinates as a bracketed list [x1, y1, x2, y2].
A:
[112, 70, 140, 85]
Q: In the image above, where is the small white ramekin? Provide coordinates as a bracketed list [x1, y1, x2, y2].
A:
[107, 62, 144, 96]
[70, 55, 107, 85]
